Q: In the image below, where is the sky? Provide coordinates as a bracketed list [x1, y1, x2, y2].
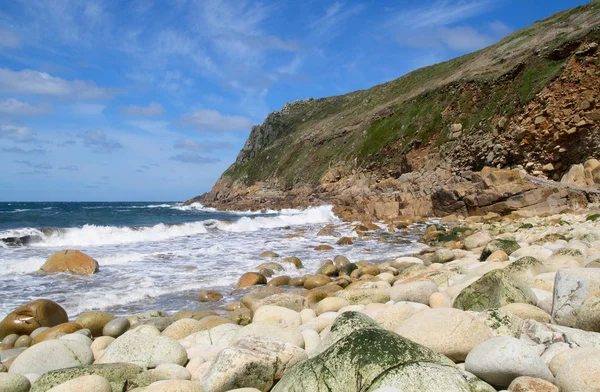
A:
[0, 0, 591, 201]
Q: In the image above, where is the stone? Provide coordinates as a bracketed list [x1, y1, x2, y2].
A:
[32, 322, 82, 344]
[256, 262, 284, 272]
[259, 251, 279, 258]
[0, 373, 30, 392]
[272, 312, 494, 392]
[173, 311, 217, 322]
[267, 276, 290, 287]
[235, 323, 304, 348]
[0, 348, 25, 364]
[41, 250, 99, 275]
[507, 376, 558, 392]
[200, 336, 306, 392]
[314, 245, 334, 251]
[282, 257, 303, 269]
[534, 116, 546, 125]
[552, 268, 600, 328]
[431, 249, 455, 263]
[317, 264, 338, 276]
[555, 351, 600, 392]
[75, 312, 115, 337]
[500, 303, 551, 323]
[14, 336, 31, 348]
[316, 298, 350, 316]
[336, 237, 353, 245]
[488, 250, 509, 262]
[90, 336, 114, 360]
[9, 340, 93, 375]
[196, 317, 233, 330]
[390, 280, 437, 305]
[396, 308, 493, 362]
[561, 164, 591, 187]
[454, 269, 537, 311]
[46, 375, 111, 392]
[235, 272, 267, 288]
[252, 306, 301, 329]
[152, 364, 191, 381]
[333, 288, 390, 305]
[198, 290, 223, 302]
[465, 336, 554, 388]
[229, 309, 252, 326]
[576, 294, 600, 332]
[1, 334, 18, 348]
[162, 319, 206, 340]
[249, 293, 308, 312]
[0, 300, 68, 340]
[29, 363, 153, 392]
[464, 231, 493, 250]
[506, 257, 546, 277]
[303, 275, 330, 289]
[429, 292, 452, 308]
[102, 318, 130, 338]
[549, 347, 600, 376]
[97, 330, 187, 367]
[481, 239, 521, 261]
[145, 380, 203, 392]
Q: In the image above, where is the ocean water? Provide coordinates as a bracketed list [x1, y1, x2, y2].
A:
[0, 202, 424, 319]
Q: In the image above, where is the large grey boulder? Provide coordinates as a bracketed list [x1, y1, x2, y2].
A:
[200, 336, 306, 392]
[453, 269, 537, 311]
[552, 268, 600, 327]
[30, 363, 154, 392]
[272, 312, 494, 392]
[9, 340, 93, 376]
[0, 373, 30, 392]
[465, 336, 554, 388]
[97, 330, 187, 367]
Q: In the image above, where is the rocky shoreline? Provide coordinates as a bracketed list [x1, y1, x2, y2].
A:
[2, 206, 600, 391]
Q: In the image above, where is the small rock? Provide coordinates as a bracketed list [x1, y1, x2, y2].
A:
[336, 237, 353, 245]
[40, 250, 99, 275]
[198, 290, 223, 302]
[46, 375, 111, 392]
[152, 364, 191, 381]
[508, 376, 558, 392]
[259, 251, 279, 258]
[431, 249, 455, 263]
[464, 231, 492, 250]
[236, 272, 267, 289]
[145, 380, 203, 392]
[102, 318, 130, 338]
[0, 373, 31, 392]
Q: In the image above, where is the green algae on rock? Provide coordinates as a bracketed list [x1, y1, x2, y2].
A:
[480, 239, 521, 261]
[272, 312, 494, 392]
[453, 269, 537, 311]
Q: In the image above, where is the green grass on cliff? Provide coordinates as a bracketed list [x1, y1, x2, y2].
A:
[220, 2, 600, 189]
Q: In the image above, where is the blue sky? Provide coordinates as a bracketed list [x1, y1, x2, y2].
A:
[0, 0, 590, 201]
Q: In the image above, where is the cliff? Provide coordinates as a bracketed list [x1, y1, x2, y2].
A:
[187, 2, 600, 220]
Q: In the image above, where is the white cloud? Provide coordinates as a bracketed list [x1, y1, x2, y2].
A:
[489, 21, 512, 37]
[309, 2, 366, 38]
[0, 28, 22, 48]
[0, 124, 37, 142]
[0, 68, 122, 100]
[0, 98, 51, 115]
[78, 129, 124, 153]
[391, 0, 496, 30]
[129, 120, 170, 134]
[173, 137, 233, 152]
[178, 109, 252, 132]
[438, 26, 494, 51]
[169, 153, 220, 165]
[120, 102, 165, 117]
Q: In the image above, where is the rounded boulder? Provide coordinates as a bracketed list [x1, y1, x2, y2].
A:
[0, 299, 68, 340]
[41, 250, 99, 275]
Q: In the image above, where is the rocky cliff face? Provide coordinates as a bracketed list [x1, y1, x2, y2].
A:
[188, 2, 600, 220]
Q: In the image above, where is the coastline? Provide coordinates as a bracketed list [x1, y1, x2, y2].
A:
[2, 202, 600, 391]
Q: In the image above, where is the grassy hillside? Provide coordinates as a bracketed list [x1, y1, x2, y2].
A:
[219, 1, 600, 189]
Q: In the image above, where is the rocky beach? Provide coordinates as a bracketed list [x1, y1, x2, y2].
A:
[3, 175, 600, 391]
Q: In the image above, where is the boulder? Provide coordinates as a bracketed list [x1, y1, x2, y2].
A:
[576, 294, 600, 332]
[500, 303, 551, 323]
[9, 340, 93, 376]
[390, 280, 437, 305]
[282, 257, 303, 269]
[259, 251, 279, 258]
[75, 312, 115, 337]
[40, 250, 99, 275]
[481, 240, 521, 261]
[249, 293, 308, 312]
[431, 249, 455, 264]
[552, 268, 600, 328]
[507, 376, 558, 392]
[173, 310, 217, 322]
[97, 330, 187, 368]
[336, 237, 353, 245]
[464, 231, 492, 250]
[152, 364, 191, 381]
[32, 322, 83, 344]
[333, 288, 390, 305]
[465, 336, 554, 388]
[45, 375, 111, 392]
[102, 318, 130, 338]
[200, 336, 306, 392]
[0, 300, 68, 340]
[316, 298, 350, 316]
[453, 269, 537, 311]
[162, 319, 206, 340]
[555, 351, 600, 392]
[252, 306, 302, 329]
[234, 323, 304, 348]
[396, 308, 493, 362]
[235, 273, 267, 289]
[272, 312, 494, 392]
[145, 380, 203, 392]
[303, 275, 330, 290]
[0, 373, 30, 392]
[198, 290, 223, 302]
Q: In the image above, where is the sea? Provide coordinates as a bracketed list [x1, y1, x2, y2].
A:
[0, 202, 425, 320]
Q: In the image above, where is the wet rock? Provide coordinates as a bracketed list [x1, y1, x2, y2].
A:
[259, 251, 279, 258]
[282, 257, 303, 269]
[198, 290, 223, 302]
[336, 237, 353, 245]
[75, 312, 115, 338]
[303, 275, 331, 290]
[267, 276, 291, 287]
[32, 322, 82, 344]
[40, 250, 99, 275]
[235, 272, 267, 289]
[0, 300, 68, 340]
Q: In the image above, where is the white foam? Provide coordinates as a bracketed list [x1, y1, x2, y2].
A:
[0, 257, 45, 275]
[215, 205, 337, 232]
